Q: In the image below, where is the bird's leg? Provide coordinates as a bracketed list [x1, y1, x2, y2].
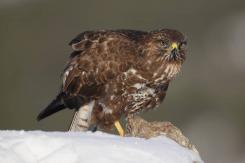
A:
[114, 120, 125, 136]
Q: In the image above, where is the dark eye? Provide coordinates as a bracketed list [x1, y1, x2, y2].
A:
[160, 40, 170, 49]
[179, 41, 187, 50]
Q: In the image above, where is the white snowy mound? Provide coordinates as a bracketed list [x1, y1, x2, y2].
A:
[0, 131, 203, 163]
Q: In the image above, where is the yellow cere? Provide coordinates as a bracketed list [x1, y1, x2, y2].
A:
[171, 42, 178, 49]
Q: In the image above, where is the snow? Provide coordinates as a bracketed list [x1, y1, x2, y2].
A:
[0, 130, 203, 163]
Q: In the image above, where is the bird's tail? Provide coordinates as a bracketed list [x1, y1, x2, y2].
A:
[37, 93, 66, 121]
[69, 101, 95, 131]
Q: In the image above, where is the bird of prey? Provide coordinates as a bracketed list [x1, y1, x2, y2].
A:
[37, 29, 187, 136]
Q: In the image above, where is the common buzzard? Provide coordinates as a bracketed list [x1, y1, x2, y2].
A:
[37, 29, 187, 136]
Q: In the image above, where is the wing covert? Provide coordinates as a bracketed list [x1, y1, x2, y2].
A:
[63, 30, 137, 96]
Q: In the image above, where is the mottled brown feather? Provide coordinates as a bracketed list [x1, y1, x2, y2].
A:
[39, 29, 187, 131]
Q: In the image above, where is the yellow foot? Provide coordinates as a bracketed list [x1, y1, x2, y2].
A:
[114, 120, 125, 136]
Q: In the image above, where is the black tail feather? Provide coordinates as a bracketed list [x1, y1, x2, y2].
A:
[37, 93, 66, 121]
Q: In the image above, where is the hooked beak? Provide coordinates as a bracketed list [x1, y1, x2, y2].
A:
[170, 42, 179, 60]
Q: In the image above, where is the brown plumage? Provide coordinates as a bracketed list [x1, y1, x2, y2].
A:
[37, 29, 187, 133]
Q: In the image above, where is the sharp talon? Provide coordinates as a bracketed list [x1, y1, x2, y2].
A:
[88, 124, 98, 132]
[114, 120, 125, 136]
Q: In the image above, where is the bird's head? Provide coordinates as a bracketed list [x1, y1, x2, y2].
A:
[147, 29, 187, 63]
